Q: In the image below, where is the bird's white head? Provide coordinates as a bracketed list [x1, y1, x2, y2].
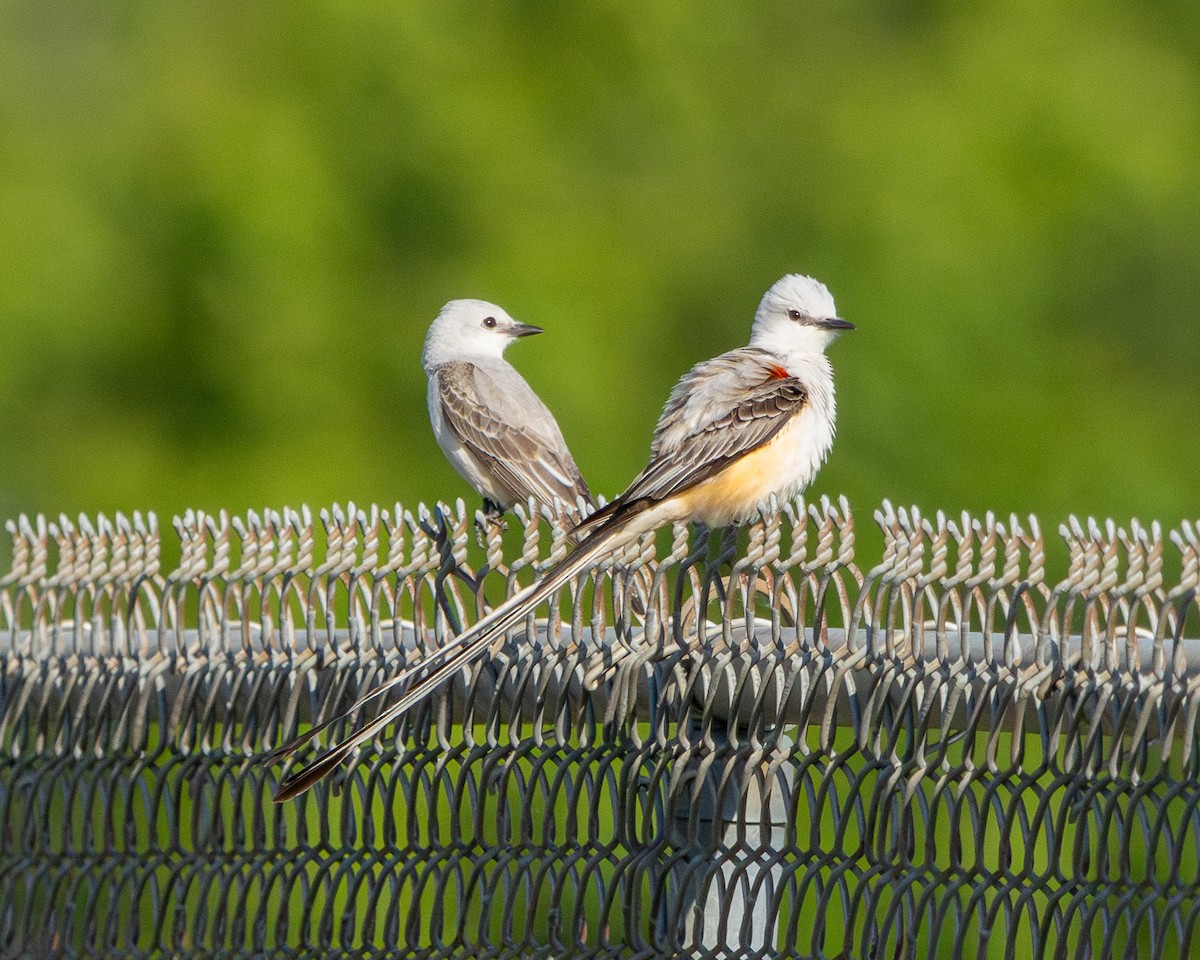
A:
[422, 299, 544, 369]
[749, 274, 854, 358]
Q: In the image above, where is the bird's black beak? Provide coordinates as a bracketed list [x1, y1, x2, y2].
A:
[820, 317, 855, 331]
[511, 323, 543, 338]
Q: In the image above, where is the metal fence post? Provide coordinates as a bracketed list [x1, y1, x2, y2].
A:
[662, 716, 796, 955]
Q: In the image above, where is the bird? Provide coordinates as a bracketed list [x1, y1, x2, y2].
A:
[423, 298, 594, 530]
[273, 274, 853, 801]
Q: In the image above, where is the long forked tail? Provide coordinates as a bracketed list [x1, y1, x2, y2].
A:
[272, 511, 647, 802]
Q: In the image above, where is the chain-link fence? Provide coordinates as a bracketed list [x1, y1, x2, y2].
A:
[2, 497, 1198, 958]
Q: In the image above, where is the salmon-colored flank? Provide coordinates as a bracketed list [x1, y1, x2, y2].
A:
[768, 363, 791, 380]
[677, 420, 799, 527]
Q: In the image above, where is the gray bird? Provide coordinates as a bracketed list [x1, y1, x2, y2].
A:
[422, 299, 593, 529]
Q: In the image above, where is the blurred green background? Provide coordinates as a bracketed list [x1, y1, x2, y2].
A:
[1, 1, 1197, 539]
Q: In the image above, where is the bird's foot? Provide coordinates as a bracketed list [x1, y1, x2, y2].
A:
[474, 501, 509, 546]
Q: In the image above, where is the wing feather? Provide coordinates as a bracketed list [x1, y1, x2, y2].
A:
[575, 348, 807, 536]
[438, 363, 592, 521]
[623, 380, 806, 502]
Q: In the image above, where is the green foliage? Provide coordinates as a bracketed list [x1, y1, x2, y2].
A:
[0, 0, 1196, 532]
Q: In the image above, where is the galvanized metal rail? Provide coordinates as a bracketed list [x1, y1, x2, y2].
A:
[1, 497, 1198, 958]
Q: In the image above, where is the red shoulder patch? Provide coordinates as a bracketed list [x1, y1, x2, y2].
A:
[767, 363, 791, 380]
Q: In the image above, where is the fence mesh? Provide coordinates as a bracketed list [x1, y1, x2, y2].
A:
[1, 497, 1198, 959]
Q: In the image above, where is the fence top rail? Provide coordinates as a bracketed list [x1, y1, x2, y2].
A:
[0, 495, 1196, 678]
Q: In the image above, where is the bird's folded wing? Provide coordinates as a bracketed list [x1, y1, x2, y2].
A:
[624, 376, 807, 502]
[438, 362, 592, 517]
[575, 356, 807, 535]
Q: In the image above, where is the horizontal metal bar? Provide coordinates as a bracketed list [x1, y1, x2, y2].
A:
[4, 625, 1197, 738]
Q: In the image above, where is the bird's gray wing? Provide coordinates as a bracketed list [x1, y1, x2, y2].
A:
[576, 348, 805, 532]
[437, 362, 593, 520]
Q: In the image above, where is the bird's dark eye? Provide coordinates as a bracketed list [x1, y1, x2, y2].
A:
[482, 316, 497, 329]
[787, 309, 804, 321]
